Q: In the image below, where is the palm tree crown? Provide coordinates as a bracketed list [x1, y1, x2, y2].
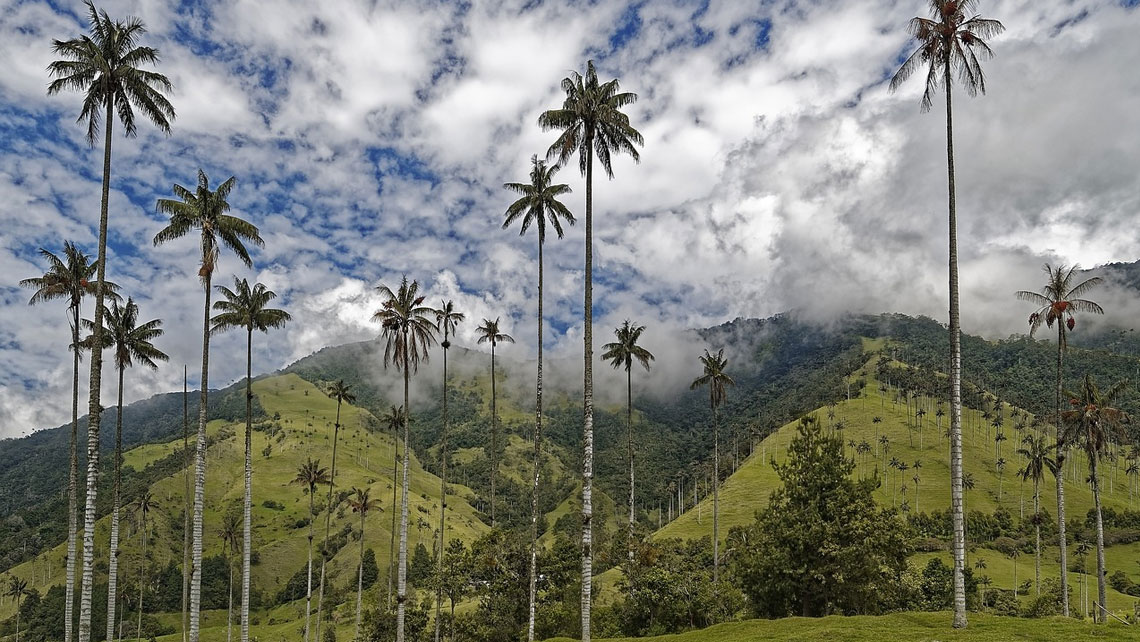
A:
[373, 276, 437, 373]
[539, 60, 643, 176]
[502, 155, 576, 243]
[1016, 264, 1103, 348]
[87, 297, 168, 371]
[690, 348, 735, 409]
[293, 458, 331, 496]
[153, 170, 263, 285]
[47, 0, 175, 143]
[602, 320, 655, 374]
[349, 487, 379, 517]
[435, 299, 466, 349]
[888, 0, 1006, 111]
[327, 380, 356, 408]
[20, 242, 118, 320]
[211, 277, 292, 336]
[476, 317, 515, 348]
[1061, 375, 1130, 458]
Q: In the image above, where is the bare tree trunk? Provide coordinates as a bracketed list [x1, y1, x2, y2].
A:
[945, 63, 968, 630]
[1092, 455, 1107, 623]
[189, 270, 213, 642]
[226, 556, 233, 642]
[242, 330, 253, 642]
[183, 366, 190, 642]
[389, 414, 399, 609]
[396, 333, 412, 642]
[137, 516, 147, 642]
[527, 241, 545, 642]
[66, 304, 80, 642]
[316, 402, 342, 642]
[355, 513, 365, 642]
[305, 489, 314, 641]
[436, 334, 450, 642]
[491, 339, 498, 527]
[712, 406, 720, 587]
[627, 367, 634, 564]
[106, 366, 125, 642]
[1054, 324, 1070, 616]
[78, 98, 114, 642]
[581, 140, 595, 642]
[1034, 479, 1041, 596]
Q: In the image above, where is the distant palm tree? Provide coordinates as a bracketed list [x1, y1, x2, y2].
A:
[1017, 435, 1053, 597]
[6, 575, 28, 642]
[48, 6, 174, 636]
[690, 348, 735, 586]
[1017, 264, 1102, 616]
[381, 404, 405, 608]
[476, 317, 515, 526]
[373, 276, 438, 642]
[890, 1, 1005, 629]
[539, 60, 642, 640]
[432, 300, 464, 642]
[313, 381, 355, 642]
[502, 156, 574, 642]
[1061, 375, 1129, 623]
[220, 511, 240, 642]
[84, 297, 166, 642]
[348, 487, 380, 642]
[996, 458, 1006, 499]
[155, 169, 262, 641]
[19, 242, 113, 642]
[135, 491, 153, 642]
[291, 458, 330, 641]
[602, 320, 655, 562]
[210, 277, 290, 642]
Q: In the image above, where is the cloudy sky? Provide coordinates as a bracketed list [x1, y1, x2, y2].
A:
[1, 0, 1138, 439]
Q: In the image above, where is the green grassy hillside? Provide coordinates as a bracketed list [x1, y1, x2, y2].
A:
[544, 612, 1133, 642]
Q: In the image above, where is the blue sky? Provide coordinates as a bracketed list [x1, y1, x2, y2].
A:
[1, 0, 1139, 438]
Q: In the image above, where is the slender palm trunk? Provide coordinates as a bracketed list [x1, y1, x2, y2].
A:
[355, 512, 366, 642]
[315, 405, 342, 642]
[490, 342, 498, 527]
[137, 518, 147, 642]
[1092, 455, 1107, 623]
[106, 366, 125, 642]
[305, 488, 315, 641]
[1054, 325, 1070, 616]
[581, 139, 596, 642]
[226, 556, 233, 642]
[436, 334, 450, 642]
[189, 270, 213, 642]
[944, 63, 968, 630]
[242, 330, 253, 642]
[712, 406, 720, 588]
[14, 595, 21, 642]
[388, 417, 399, 608]
[182, 366, 190, 642]
[527, 242, 545, 642]
[78, 98, 114, 642]
[627, 367, 634, 564]
[66, 304, 79, 642]
[396, 334, 411, 642]
[1034, 479, 1041, 596]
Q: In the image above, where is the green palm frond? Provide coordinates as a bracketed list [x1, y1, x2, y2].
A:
[602, 320, 655, 373]
[502, 155, 575, 244]
[210, 276, 291, 335]
[373, 276, 438, 373]
[476, 317, 515, 347]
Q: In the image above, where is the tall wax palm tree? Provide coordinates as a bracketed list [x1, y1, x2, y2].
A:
[373, 276, 438, 642]
[1061, 375, 1129, 623]
[84, 297, 166, 642]
[314, 380, 354, 642]
[211, 277, 290, 642]
[19, 242, 113, 642]
[348, 487, 380, 642]
[6, 575, 28, 642]
[291, 458, 331, 641]
[432, 301, 464, 642]
[601, 320, 654, 563]
[689, 348, 735, 586]
[381, 405, 405, 608]
[1016, 264, 1102, 616]
[220, 511, 240, 642]
[476, 317, 515, 526]
[1017, 435, 1053, 597]
[49, 7, 174, 636]
[503, 155, 574, 642]
[135, 491, 152, 642]
[889, 1, 1004, 628]
[539, 60, 642, 640]
[154, 169, 262, 642]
